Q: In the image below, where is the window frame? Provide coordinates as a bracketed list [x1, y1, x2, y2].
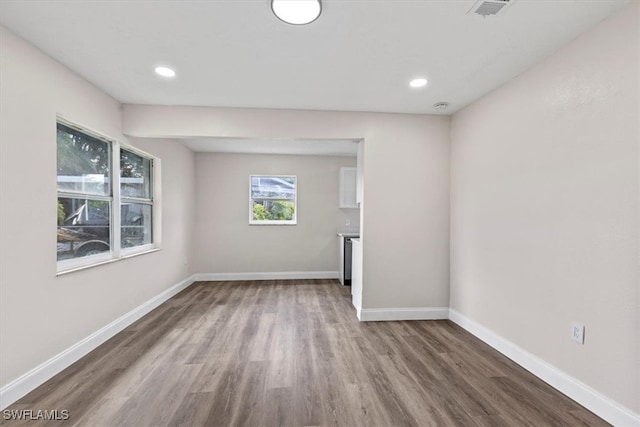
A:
[249, 174, 297, 226]
[56, 117, 161, 274]
[119, 145, 156, 257]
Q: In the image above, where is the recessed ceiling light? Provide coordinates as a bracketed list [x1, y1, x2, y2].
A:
[271, 0, 322, 25]
[409, 78, 428, 88]
[155, 66, 176, 78]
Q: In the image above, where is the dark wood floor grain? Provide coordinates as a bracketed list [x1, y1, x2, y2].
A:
[2, 280, 609, 426]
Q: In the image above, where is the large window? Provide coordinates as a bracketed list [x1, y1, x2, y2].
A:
[249, 175, 297, 225]
[57, 120, 158, 272]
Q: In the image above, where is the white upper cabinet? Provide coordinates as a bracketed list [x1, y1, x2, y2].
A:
[339, 167, 358, 208]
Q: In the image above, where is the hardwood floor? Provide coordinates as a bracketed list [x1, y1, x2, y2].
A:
[2, 280, 608, 426]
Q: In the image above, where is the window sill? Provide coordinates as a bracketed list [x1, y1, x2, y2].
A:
[249, 221, 297, 226]
[56, 248, 161, 276]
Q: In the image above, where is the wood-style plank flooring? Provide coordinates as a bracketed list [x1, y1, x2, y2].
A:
[2, 280, 608, 426]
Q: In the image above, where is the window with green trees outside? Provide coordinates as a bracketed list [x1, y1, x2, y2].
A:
[250, 175, 297, 225]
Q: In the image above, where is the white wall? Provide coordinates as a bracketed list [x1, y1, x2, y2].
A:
[450, 2, 639, 414]
[123, 106, 451, 309]
[0, 27, 196, 389]
[194, 153, 358, 274]
[131, 137, 196, 279]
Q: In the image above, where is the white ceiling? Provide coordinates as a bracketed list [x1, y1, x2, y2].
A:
[0, 0, 630, 115]
[184, 137, 358, 156]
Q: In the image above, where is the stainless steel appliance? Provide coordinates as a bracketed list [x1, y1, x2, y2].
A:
[344, 237, 353, 285]
[338, 233, 359, 285]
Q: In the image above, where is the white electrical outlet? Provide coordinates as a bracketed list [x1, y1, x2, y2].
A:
[571, 322, 585, 344]
[345, 219, 351, 227]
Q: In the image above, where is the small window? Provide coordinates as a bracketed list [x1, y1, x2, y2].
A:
[250, 175, 297, 225]
[120, 148, 153, 251]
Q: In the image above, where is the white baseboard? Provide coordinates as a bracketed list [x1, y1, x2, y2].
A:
[449, 309, 640, 427]
[0, 275, 197, 410]
[194, 271, 338, 281]
[358, 307, 449, 322]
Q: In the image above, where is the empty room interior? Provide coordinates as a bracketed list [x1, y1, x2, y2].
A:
[0, 0, 638, 426]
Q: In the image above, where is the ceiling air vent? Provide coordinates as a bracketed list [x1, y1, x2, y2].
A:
[468, 0, 513, 17]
